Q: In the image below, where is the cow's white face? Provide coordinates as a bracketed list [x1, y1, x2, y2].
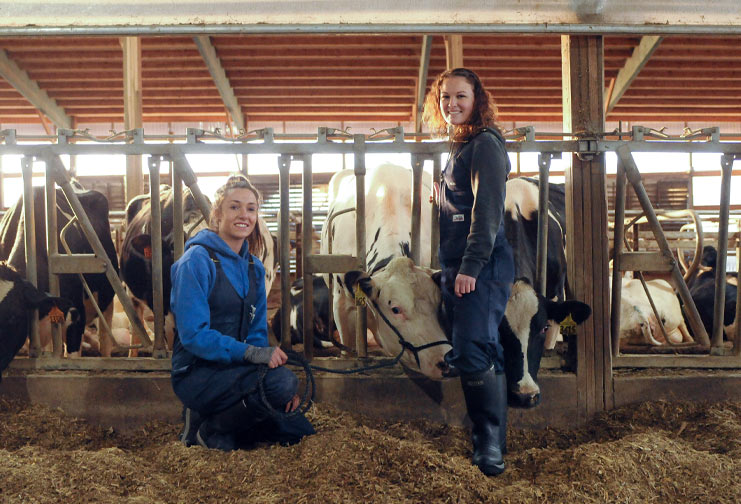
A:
[344, 257, 451, 380]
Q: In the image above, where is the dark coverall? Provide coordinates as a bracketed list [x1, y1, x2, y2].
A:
[439, 128, 515, 375]
[171, 244, 314, 445]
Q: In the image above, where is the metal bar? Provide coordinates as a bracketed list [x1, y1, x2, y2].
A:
[44, 162, 63, 356]
[611, 156, 627, 358]
[169, 148, 212, 222]
[535, 153, 551, 297]
[48, 254, 107, 274]
[711, 154, 734, 350]
[614, 355, 741, 369]
[21, 156, 40, 357]
[172, 161, 184, 261]
[45, 152, 152, 348]
[148, 156, 167, 357]
[5, 24, 741, 37]
[278, 154, 292, 349]
[431, 154, 441, 269]
[414, 35, 432, 133]
[616, 144, 711, 347]
[354, 134, 368, 358]
[735, 238, 741, 356]
[302, 155, 314, 361]
[410, 154, 423, 265]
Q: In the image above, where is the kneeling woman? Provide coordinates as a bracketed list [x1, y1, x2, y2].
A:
[170, 174, 314, 450]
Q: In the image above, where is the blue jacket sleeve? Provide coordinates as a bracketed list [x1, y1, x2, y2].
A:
[246, 255, 269, 346]
[170, 248, 249, 363]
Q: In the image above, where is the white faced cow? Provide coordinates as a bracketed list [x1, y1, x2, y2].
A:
[321, 163, 452, 380]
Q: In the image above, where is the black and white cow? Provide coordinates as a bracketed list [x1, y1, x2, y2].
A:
[0, 262, 78, 378]
[270, 275, 331, 348]
[686, 245, 738, 341]
[120, 186, 277, 349]
[0, 186, 118, 356]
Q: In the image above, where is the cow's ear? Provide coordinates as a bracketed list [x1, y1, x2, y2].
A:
[546, 299, 592, 325]
[20, 280, 50, 308]
[430, 270, 442, 289]
[343, 270, 376, 301]
[131, 234, 152, 255]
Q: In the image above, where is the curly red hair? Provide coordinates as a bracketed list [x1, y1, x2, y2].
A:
[422, 68, 500, 142]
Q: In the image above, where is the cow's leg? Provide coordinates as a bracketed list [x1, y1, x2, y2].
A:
[98, 300, 115, 358]
[334, 293, 356, 354]
[679, 321, 694, 343]
[164, 313, 176, 351]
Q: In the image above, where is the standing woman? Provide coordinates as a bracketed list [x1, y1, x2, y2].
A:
[423, 68, 514, 476]
[170, 174, 314, 451]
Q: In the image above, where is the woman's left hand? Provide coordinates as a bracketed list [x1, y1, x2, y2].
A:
[454, 273, 476, 297]
[285, 393, 300, 413]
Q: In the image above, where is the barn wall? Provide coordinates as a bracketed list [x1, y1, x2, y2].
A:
[1, 1, 740, 32]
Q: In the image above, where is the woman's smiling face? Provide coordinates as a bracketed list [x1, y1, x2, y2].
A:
[217, 188, 258, 252]
[440, 75, 475, 126]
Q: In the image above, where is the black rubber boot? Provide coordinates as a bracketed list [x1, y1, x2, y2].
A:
[196, 399, 255, 452]
[461, 366, 508, 476]
[180, 407, 203, 447]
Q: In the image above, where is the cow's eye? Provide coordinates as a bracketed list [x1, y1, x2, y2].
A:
[540, 324, 550, 334]
[391, 307, 401, 315]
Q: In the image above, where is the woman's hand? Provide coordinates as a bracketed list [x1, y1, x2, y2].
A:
[285, 393, 300, 413]
[454, 273, 476, 297]
[268, 346, 288, 368]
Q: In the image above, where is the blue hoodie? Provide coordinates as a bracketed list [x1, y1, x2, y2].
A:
[170, 229, 268, 364]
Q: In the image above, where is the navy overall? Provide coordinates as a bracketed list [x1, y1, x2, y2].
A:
[171, 244, 313, 443]
[439, 130, 515, 375]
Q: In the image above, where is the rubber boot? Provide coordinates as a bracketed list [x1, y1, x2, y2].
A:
[197, 399, 255, 451]
[461, 366, 508, 476]
[180, 407, 203, 447]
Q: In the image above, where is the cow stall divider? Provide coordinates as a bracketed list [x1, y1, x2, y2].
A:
[2, 126, 741, 376]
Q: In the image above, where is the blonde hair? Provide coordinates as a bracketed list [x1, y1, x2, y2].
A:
[422, 67, 501, 142]
[209, 174, 266, 258]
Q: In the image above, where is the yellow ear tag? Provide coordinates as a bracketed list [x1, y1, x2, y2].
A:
[353, 283, 367, 307]
[560, 314, 577, 336]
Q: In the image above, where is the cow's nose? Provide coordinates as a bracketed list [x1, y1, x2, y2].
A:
[438, 360, 460, 378]
[508, 390, 541, 409]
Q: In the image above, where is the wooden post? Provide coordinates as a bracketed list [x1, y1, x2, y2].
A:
[444, 35, 463, 69]
[561, 35, 612, 419]
[122, 37, 143, 202]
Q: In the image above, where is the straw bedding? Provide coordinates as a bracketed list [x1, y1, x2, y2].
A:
[1, 398, 739, 503]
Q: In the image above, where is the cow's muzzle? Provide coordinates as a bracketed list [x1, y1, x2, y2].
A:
[508, 390, 541, 409]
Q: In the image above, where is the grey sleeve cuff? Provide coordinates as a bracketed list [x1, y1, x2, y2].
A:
[243, 345, 276, 364]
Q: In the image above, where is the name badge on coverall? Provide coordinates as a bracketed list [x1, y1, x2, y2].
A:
[452, 214, 464, 222]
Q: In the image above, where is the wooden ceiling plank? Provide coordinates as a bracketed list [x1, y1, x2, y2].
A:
[605, 36, 663, 114]
[193, 35, 245, 132]
[0, 48, 71, 129]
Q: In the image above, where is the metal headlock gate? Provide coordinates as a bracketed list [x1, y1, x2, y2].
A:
[1, 126, 740, 374]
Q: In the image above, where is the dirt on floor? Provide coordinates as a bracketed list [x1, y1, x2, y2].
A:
[1, 398, 740, 504]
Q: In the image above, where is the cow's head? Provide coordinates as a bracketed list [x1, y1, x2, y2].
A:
[501, 279, 591, 408]
[343, 257, 452, 380]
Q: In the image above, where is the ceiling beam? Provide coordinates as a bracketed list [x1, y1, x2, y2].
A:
[444, 35, 464, 69]
[193, 35, 245, 132]
[414, 35, 433, 132]
[605, 36, 663, 114]
[121, 36, 144, 200]
[0, 48, 71, 129]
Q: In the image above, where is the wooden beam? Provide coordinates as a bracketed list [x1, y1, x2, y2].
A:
[561, 35, 612, 420]
[193, 35, 246, 133]
[0, 49, 71, 129]
[605, 36, 663, 114]
[444, 35, 463, 69]
[414, 35, 432, 133]
[121, 36, 144, 201]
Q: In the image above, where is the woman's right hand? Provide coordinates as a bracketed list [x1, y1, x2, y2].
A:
[268, 346, 288, 368]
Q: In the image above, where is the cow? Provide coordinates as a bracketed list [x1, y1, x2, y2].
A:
[321, 163, 452, 380]
[504, 177, 569, 350]
[0, 185, 119, 356]
[270, 275, 331, 348]
[686, 245, 738, 341]
[0, 262, 78, 378]
[120, 186, 277, 350]
[618, 277, 694, 347]
[322, 165, 590, 404]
